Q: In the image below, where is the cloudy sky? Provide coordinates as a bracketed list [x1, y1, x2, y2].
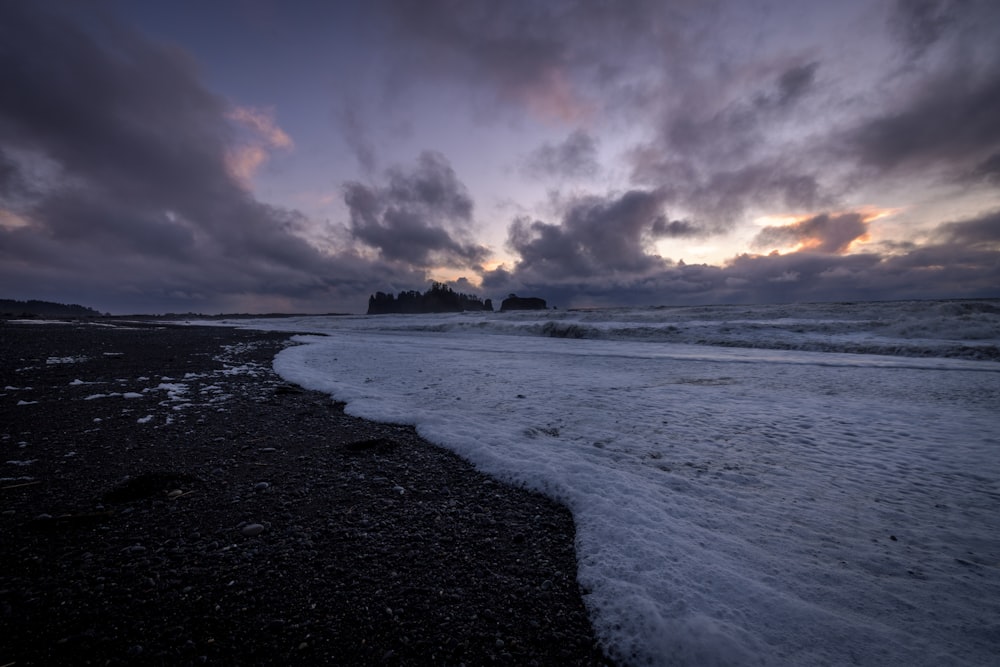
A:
[1, 0, 998, 314]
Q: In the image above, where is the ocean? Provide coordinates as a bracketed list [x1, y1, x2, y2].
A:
[206, 299, 1000, 666]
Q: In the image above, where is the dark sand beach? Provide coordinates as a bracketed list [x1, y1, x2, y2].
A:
[0, 320, 610, 666]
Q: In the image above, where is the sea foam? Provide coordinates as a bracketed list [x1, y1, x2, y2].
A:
[204, 299, 1000, 666]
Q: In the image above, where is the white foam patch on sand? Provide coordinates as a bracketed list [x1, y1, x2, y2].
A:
[155, 382, 189, 401]
[46, 356, 88, 365]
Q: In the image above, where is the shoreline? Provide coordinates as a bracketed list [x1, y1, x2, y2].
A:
[0, 320, 611, 665]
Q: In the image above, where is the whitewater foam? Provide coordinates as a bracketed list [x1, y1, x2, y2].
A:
[195, 299, 1000, 666]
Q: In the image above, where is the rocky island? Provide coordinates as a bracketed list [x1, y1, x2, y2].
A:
[367, 283, 493, 315]
[500, 295, 548, 312]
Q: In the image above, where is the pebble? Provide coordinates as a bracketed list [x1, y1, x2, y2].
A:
[241, 523, 266, 537]
[254, 482, 270, 491]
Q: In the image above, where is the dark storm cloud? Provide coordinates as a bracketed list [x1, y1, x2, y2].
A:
[384, 152, 474, 221]
[0, 4, 227, 207]
[752, 213, 868, 254]
[848, 71, 1000, 174]
[620, 0, 998, 230]
[384, 0, 837, 229]
[840, 0, 1000, 187]
[337, 101, 378, 176]
[485, 208, 1000, 307]
[522, 130, 600, 180]
[344, 152, 488, 267]
[890, 0, 962, 57]
[0, 2, 422, 313]
[0, 149, 29, 200]
[973, 153, 1000, 185]
[631, 154, 827, 231]
[933, 209, 1000, 247]
[382, 0, 1000, 307]
[383, 0, 997, 262]
[504, 189, 673, 279]
[379, 0, 684, 121]
[380, 0, 573, 115]
[628, 55, 829, 229]
[651, 217, 701, 238]
[775, 62, 820, 106]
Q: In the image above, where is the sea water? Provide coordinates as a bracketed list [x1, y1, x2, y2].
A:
[206, 299, 1000, 666]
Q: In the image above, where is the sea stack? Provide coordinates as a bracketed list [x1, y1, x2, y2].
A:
[499, 295, 547, 312]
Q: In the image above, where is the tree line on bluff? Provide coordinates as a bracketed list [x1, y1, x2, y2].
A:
[367, 284, 547, 314]
[0, 298, 105, 318]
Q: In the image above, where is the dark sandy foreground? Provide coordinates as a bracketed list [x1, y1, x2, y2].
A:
[0, 320, 611, 666]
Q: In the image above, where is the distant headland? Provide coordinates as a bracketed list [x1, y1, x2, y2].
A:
[0, 299, 105, 318]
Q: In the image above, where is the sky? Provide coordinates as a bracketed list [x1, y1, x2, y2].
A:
[1, 0, 998, 314]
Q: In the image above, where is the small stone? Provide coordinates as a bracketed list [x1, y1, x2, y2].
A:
[541, 579, 553, 590]
[254, 482, 270, 491]
[495, 639, 505, 649]
[167, 489, 184, 498]
[260, 447, 277, 453]
[241, 523, 266, 537]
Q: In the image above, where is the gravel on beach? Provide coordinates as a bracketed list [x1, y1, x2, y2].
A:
[0, 320, 611, 666]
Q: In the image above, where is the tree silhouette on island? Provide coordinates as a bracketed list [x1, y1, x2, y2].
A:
[367, 284, 550, 314]
[0, 299, 105, 318]
[367, 283, 493, 314]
